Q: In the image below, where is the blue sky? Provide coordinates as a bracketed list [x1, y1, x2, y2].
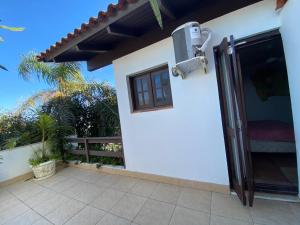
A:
[0, 0, 116, 111]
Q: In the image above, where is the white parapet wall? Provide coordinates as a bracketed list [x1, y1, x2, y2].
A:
[0, 143, 42, 183]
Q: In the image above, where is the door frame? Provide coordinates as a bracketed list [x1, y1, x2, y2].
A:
[214, 28, 299, 197]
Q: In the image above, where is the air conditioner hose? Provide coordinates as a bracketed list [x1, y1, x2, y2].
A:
[196, 28, 212, 53]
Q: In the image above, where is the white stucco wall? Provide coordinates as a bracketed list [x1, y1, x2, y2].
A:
[0, 143, 41, 182]
[279, 0, 300, 193]
[113, 0, 281, 185]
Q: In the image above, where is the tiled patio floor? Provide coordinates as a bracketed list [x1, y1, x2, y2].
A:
[1, 167, 300, 225]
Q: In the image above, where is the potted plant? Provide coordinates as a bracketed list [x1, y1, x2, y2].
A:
[29, 114, 57, 180]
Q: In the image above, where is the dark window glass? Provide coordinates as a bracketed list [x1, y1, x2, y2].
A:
[129, 66, 172, 112]
[132, 74, 153, 110]
[151, 68, 173, 106]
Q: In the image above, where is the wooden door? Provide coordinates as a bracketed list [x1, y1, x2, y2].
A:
[229, 35, 254, 206]
[216, 37, 247, 205]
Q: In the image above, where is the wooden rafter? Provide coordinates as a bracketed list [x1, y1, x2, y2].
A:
[106, 25, 138, 38]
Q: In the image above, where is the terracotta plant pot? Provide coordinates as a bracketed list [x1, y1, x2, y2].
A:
[31, 160, 56, 180]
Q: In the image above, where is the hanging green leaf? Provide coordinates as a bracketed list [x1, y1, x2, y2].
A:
[0, 20, 24, 72]
[0, 25, 24, 32]
[150, 0, 163, 29]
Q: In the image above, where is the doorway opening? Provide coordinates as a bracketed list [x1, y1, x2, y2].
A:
[215, 30, 299, 205]
[237, 33, 298, 194]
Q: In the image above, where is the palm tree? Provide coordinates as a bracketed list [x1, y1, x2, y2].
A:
[1, 19, 24, 70]
[28, 114, 57, 166]
[37, 114, 56, 159]
[18, 52, 85, 112]
[18, 52, 85, 159]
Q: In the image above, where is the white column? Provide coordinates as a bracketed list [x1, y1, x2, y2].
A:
[279, 0, 300, 196]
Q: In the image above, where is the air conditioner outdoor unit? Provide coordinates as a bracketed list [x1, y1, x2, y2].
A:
[171, 22, 212, 79]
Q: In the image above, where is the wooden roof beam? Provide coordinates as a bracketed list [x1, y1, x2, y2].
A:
[75, 44, 111, 53]
[157, 0, 176, 20]
[106, 25, 138, 38]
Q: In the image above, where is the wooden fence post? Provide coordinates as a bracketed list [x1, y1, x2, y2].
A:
[84, 138, 90, 163]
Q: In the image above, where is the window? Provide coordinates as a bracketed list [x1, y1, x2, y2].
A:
[128, 65, 173, 112]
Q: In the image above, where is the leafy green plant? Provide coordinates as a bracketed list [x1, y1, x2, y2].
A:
[28, 149, 60, 167]
[2, 137, 18, 150]
[38, 114, 55, 155]
[0, 112, 40, 150]
[29, 149, 51, 167]
[28, 114, 56, 167]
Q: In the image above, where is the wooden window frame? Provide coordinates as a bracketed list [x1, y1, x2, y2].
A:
[127, 65, 173, 113]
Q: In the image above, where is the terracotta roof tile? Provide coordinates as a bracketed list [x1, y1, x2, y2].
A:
[38, 0, 140, 61]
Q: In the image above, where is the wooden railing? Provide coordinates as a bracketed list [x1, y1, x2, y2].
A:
[65, 137, 124, 163]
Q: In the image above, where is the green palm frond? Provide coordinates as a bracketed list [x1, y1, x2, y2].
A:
[37, 114, 56, 135]
[16, 90, 58, 115]
[18, 52, 85, 94]
[150, 0, 163, 29]
[0, 64, 8, 71]
[36, 114, 56, 156]
[0, 25, 24, 32]
[1, 20, 24, 72]
[51, 62, 85, 91]
[19, 52, 53, 82]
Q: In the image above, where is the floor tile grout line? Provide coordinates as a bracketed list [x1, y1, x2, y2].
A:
[33, 174, 112, 207]
[28, 186, 90, 221]
[105, 178, 136, 216]
[85, 207, 115, 225]
[167, 200, 177, 225]
[130, 193, 148, 224]
[40, 198, 87, 224]
[5, 182, 46, 202]
[249, 205, 255, 225]
[209, 191, 212, 225]
[90, 180, 159, 225]
[108, 210, 138, 223]
[210, 214, 255, 224]
[165, 186, 182, 225]
[6, 189, 55, 225]
[210, 193, 254, 224]
[97, 189, 127, 213]
[0, 207, 35, 225]
[61, 203, 87, 225]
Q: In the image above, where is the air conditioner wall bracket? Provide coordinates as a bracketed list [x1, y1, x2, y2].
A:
[172, 56, 208, 79]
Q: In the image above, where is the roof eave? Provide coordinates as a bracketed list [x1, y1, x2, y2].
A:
[39, 0, 148, 62]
